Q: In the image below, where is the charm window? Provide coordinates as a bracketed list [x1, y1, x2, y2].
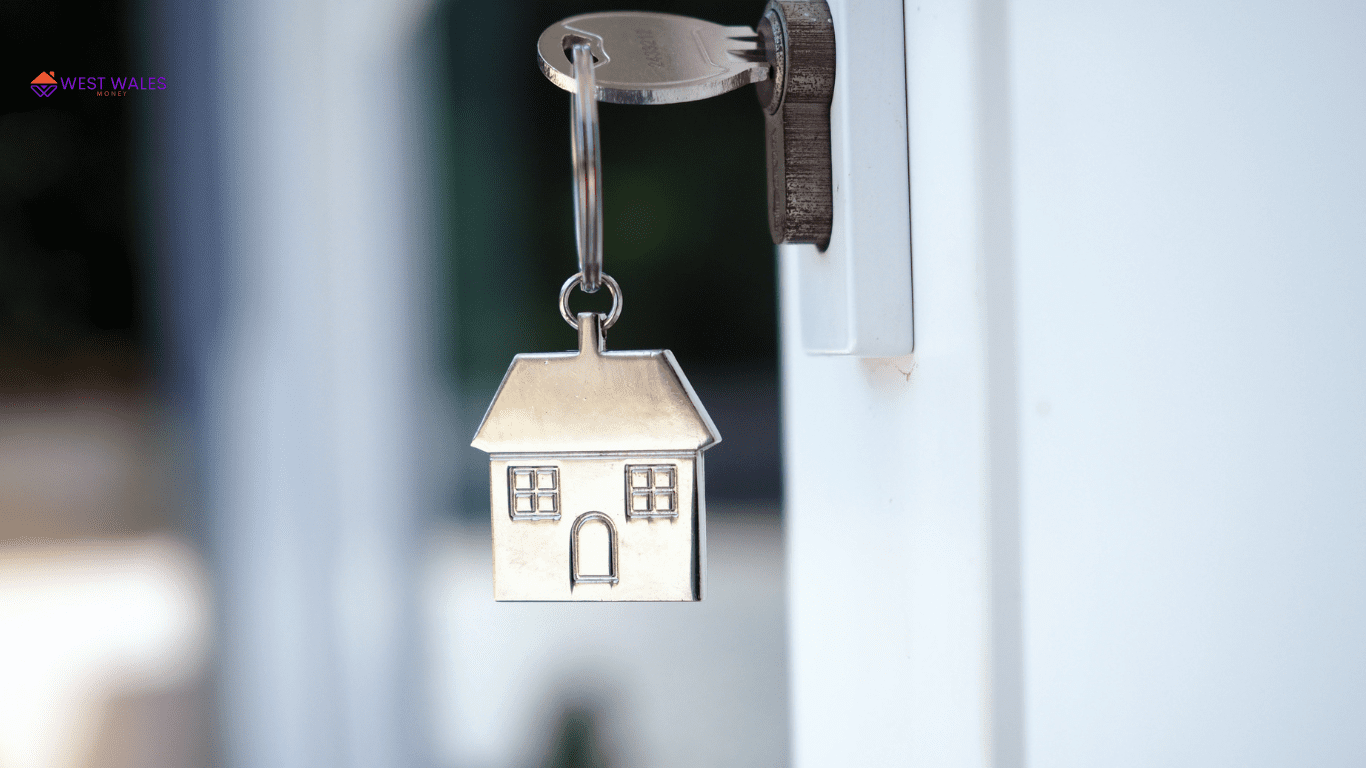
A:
[625, 464, 678, 519]
[509, 466, 560, 520]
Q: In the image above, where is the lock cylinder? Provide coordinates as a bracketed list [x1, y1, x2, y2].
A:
[756, 1, 835, 248]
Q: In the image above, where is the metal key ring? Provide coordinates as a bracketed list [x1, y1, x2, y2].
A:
[569, 42, 604, 293]
[560, 272, 622, 330]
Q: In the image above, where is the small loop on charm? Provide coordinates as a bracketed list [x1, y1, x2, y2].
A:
[570, 42, 604, 293]
[560, 272, 622, 330]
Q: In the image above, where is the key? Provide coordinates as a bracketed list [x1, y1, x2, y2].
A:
[537, 11, 770, 105]
[536, 3, 835, 248]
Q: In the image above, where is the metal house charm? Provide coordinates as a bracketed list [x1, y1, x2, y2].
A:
[473, 30, 720, 601]
[471, 312, 721, 601]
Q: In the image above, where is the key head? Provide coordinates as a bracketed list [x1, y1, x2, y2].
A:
[537, 12, 769, 105]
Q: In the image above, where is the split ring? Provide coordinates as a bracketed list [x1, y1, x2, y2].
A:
[559, 272, 622, 330]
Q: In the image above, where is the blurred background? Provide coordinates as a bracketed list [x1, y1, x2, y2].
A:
[1, 0, 787, 767]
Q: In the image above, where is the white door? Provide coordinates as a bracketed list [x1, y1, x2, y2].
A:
[782, 1, 1366, 766]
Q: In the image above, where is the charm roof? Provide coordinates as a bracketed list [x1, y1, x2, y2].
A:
[471, 313, 721, 454]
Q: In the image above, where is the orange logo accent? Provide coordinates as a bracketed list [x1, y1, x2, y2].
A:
[31, 71, 57, 85]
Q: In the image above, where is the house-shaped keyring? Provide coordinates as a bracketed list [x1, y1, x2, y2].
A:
[472, 312, 721, 601]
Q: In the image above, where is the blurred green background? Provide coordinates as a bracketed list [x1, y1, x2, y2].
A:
[440, 0, 775, 379]
[1, 0, 783, 513]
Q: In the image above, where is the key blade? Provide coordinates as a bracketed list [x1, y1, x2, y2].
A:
[538, 12, 770, 105]
[728, 48, 772, 64]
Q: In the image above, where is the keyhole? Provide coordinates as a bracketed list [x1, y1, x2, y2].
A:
[562, 35, 602, 65]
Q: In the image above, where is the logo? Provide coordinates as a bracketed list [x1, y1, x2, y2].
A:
[31, 71, 57, 97]
[26, 71, 168, 97]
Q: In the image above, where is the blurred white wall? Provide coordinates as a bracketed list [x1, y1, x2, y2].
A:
[0, 537, 209, 768]
[784, 0, 1366, 766]
[1010, 1, 1366, 765]
[157, 0, 444, 765]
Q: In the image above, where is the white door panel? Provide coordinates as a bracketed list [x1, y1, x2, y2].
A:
[784, 0, 1366, 765]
